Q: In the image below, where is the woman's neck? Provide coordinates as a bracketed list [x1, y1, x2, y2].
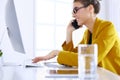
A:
[85, 16, 96, 33]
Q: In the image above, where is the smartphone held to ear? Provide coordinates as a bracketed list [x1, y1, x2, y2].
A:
[71, 20, 81, 29]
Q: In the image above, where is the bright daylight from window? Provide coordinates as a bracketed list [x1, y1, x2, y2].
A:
[35, 0, 73, 56]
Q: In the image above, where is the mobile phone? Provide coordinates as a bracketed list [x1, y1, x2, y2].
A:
[71, 19, 80, 29]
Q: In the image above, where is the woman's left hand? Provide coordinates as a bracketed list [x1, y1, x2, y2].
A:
[32, 50, 60, 63]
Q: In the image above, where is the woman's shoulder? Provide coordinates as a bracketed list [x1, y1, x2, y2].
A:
[94, 18, 117, 34]
[96, 18, 118, 35]
[97, 18, 114, 26]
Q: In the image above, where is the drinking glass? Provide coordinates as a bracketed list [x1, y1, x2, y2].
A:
[78, 44, 98, 80]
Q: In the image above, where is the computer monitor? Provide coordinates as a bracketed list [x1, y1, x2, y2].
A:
[5, 0, 25, 53]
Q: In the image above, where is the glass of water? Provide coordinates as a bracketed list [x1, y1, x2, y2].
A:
[78, 44, 98, 80]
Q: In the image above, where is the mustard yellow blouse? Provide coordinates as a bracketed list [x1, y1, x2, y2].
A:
[57, 18, 120, 75]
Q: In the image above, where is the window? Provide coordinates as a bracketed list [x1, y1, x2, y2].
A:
[35, 0, 73, 56]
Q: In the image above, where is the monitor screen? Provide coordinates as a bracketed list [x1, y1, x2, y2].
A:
[5, 0, 25, 53]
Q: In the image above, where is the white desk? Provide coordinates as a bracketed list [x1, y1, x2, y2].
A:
[0, 63, 120, 80]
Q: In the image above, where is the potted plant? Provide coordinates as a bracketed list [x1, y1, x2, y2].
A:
[0, 50, 2, 57]
[0, 50, 3, 66]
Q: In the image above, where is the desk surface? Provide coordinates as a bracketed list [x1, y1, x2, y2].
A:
[0, 62, 120, 80]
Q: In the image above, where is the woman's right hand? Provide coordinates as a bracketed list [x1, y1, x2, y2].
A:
[67, 20, 76, 33]
[66, 20, 76, 44]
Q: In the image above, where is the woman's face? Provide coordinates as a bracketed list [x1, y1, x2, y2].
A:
[73, 2, 92, 26]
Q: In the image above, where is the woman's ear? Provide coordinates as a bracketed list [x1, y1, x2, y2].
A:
[88, 4, 94, 13]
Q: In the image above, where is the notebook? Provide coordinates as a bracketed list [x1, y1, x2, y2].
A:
[44, 62, 78, 78]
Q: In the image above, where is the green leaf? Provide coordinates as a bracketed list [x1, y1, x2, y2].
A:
[0, 51, 3, 57]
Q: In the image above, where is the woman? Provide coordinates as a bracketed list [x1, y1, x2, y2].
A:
[32, 0, 120, 75]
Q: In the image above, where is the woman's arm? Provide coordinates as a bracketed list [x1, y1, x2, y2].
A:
[32, 50, 60, 63]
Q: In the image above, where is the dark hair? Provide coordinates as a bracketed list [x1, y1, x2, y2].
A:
[73, 0, 100, 14]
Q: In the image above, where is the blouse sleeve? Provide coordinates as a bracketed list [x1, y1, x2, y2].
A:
[62, 41, 78, 53]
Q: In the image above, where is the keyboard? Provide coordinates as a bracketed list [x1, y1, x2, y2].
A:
[25, 63, 43, 67]
[24, 59, 44, 67]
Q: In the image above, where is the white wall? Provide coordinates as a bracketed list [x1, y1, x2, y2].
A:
[0, 0, 34, 64]
[97, 0, 107, 19]
[107, 0, 120, 34]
